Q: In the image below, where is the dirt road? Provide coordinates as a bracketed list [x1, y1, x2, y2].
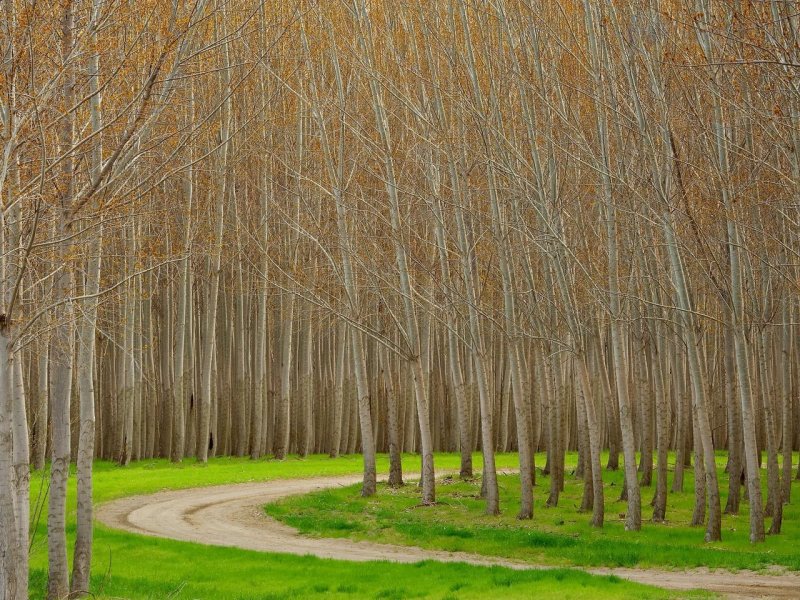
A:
[96, 474, 800, 599]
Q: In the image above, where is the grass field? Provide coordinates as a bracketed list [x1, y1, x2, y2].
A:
[266, 451, 800, 572]
[27, 453, 687, 599]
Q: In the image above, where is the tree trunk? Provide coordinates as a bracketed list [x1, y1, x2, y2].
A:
[198, 13, 230, 462]
[70, 226, 102, 596]
[48, 4, 76, 596]
[0, 323, 25, 600]
[379, 338, 403, 487]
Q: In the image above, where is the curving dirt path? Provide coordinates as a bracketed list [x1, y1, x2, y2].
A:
[96, 474, 800, 599]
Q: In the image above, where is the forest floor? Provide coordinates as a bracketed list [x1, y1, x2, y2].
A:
[30, 453, 674, 599]
[88, 452, 800, 599]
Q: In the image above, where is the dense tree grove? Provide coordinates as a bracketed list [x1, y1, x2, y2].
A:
[1, 1, 798, 597]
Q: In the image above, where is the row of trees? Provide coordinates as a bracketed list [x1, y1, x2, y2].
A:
[1, 1, 798, 598]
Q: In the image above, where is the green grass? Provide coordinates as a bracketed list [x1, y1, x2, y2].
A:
[266, 451, 800, 572]
[26, 453, 687, 599]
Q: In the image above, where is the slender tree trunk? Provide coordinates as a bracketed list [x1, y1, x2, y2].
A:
[724, 319, 743, 514]
[545, 344, 562, 506]
[251, 175, 269, 460]
[32, 344, 49, 471]
[758, 329, 782, 534]
[70, 226, 102, 596]
[71, 9, 103, 585]
[650, 332, 669, 522]
[274, 297, 294, 459]
[48, 4, 77, 596]
[0, 321, 24, 600]
[691, 414, 707, 527]
[298, 310, 314, 458]
[329, 323, 346, 458]
[672, 358, 687, 494]
[197, 9, 230, 462]
[576, 356, 604, 527]
[780, 295, 792, 504]
[3, 182, 29, 599]
[379, 337, 403, 486]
